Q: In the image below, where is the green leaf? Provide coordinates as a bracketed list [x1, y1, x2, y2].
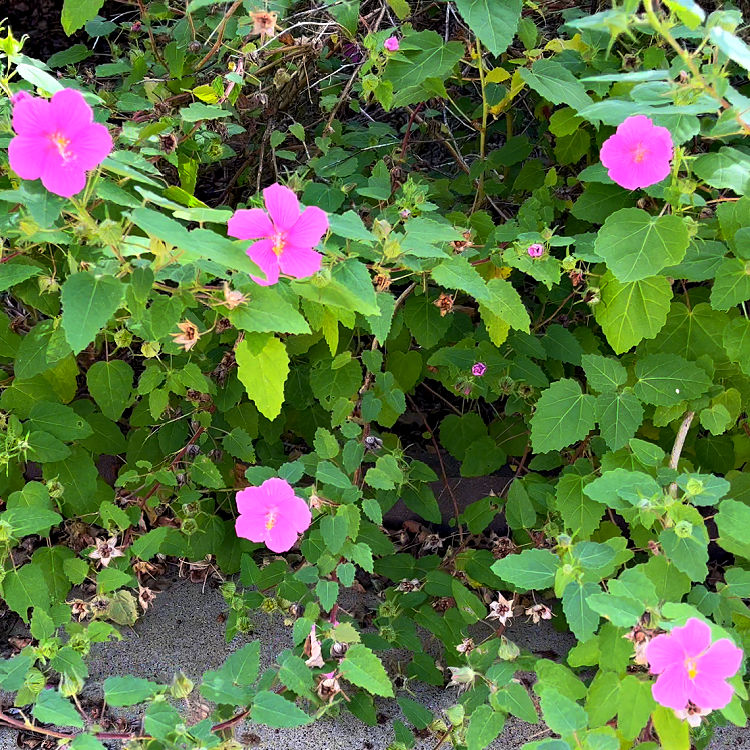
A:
[431, 255, 491, 304]
[339, 644, 394, 697]
[86, 360, 133, 420]
[60, 273, 123, 354]
[595, 391, 644, 451]
[595, 272, 672, 353]
[633, 353, 711, 406]
[710, 257, 750, 310]
[189, 455, 224, 489]
[652, 705, 690, 750]
[584, 671, 621, 728]
[618, 675, 656, 741]
[1, 563, 50, 622]
[453, 0, 522, 56]
[485, 278, 530, 331]
[1, 506, 62, 538]
[490, 548, 559, 590]
[595, 209, 689, 282]
[555, 472, 604, 537]
[492, 681, 538, 724]
[32, 689, 83, 728]
[586, 593, 643, 627]
[316, 579, 339, 611]
[383, 30, 464, 108]
[321, 513, 349, 555]
[710, 27, 750, 73]
[278, 654, 314, 696]
[0, 263, 42, 291]
[716, 499, 750, 560]
[519, 59, 594, 113]
[44, 447, 99, 516]
[562, 581, 600, 642]
[144, 700, 181, 741]
[251, 691, 313, 727]
[28, 401, 93, 441]
[104, 676, 160, 706]
[180, 102, 232, 122]
[539, 689, 588, 736]
[62, 0, 105, 34]
[530, 379, 597, 453]
[693, 147, 750, 195]
[664, 0, 704, 28]
[235, 333, 289, 420]
[581, 354, 627, 392]
[397, 696, 433, 729]
[229, 285, 310, 335]
[466, 704, 506, 750]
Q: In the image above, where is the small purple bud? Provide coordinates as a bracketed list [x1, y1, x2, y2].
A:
[10, 91, 32, 106]
[472, 362, 487, 377]
[527, 243, 544, 259]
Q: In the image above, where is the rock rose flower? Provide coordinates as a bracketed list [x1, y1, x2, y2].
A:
[8, 88, 112, 198]
[527, 243, 544, 258]
[235, 477, 312, 553]
[384, 36, 400, 52]
[646, 618, 743, 711]
[599, 114, 673, 190]
[472, 362, 487, 377]
[227, 183, 328, 286]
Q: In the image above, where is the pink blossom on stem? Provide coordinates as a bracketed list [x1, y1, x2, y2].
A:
[8, 88, 112, 198]
[228, 183, 328, 286]
[645, 618, 743, 712]
[599, 114, 674, 190]
[384, 36, 400, 52]
[472, 362, 487, 377]
[527, 243, 544, 259]
[235, 477, 312, 553]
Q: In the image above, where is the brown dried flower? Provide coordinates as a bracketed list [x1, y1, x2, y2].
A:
[170, 320, 201, 351]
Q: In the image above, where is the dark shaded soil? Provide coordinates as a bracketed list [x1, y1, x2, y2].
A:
[4, 0, 131, 59]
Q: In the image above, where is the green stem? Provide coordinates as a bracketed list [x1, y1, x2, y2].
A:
[473, 39, 489, 211]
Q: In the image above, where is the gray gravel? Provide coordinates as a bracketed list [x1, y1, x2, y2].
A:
[1, 578, 747, 749]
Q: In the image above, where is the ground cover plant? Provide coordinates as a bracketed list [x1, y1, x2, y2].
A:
[0, 0, 750, 748]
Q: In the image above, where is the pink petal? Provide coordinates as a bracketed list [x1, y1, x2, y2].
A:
[263, 183, 300, 232]
[278, 246, 322, 280]
[673, 619, 712, 658]
[263, 477, 296, 501]
[228, 208, 274, 240]
[8, 135, 46, 180]
[646, 632, 687, 675]
[689, 674, 736, 711]
[40, 160, 87, 198]
[652, 664, 691, 710]
[607, 159, 671, 190]
[51, 89, 94, 134]
[698, 639, 744, 679]
[285, 206, 329, 250]
[265, 522, 300, 553]
[284, 494, 312, 534]
[246, 239, 280, 286]
[72, 122, 112, 170]
[12, 96, 51, 136]
[235, 513, 265, 543]
[236, 485, 264, 515]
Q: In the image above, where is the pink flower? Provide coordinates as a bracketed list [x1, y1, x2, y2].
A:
[599, 114, 673, 190]
[10, 91, 31, 106]
[384, 36, 400, 52]
[527, 243, 544, 258]
[227, 183, 328, 286]
[235, 477, 312, 553]
[645, 618, 743, 711]
[8, 88, 112, 198]
[472, 362, 487, 377]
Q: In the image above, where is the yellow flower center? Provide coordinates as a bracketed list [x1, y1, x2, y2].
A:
[271, 232, 286, 256]
[265, 511, 277, 531]
[49, 132, 73, 161]
[632, 142, 648, 163]
[685, 657, 698, 680]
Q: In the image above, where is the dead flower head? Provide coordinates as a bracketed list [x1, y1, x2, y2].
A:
[69, 599, 91, 621]
[434, 292, 454, 317]
[88, 536, 125, 568]
[251, 10, 277, 37]
[447, 666, 476, 693]
[170, 320, 201, 351]
[525, 603, 553, 624]
[221, 282, 247, 310]
[456, 638, 474, 655]
[138, 585, 159, 611]
[316, 671, 342, 703]
[624, 625, 655, 666]
[304, 624, 325, 668]
[487, 593, 514, 625]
